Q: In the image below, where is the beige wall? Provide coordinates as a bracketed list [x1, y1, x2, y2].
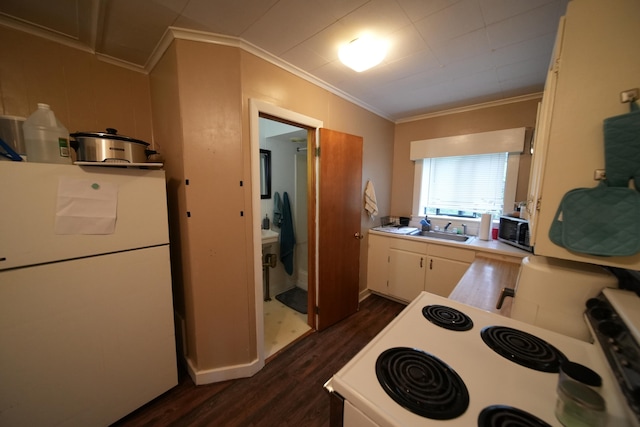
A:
[0, 23, 395, 377]
[150, 40, 396, 374]
[151, 41, 252, 372]
[2, 24, 538, 377]
[0, 26, 154, 149]
[148, 43, 188, 354]
[391, 99, 541, 216]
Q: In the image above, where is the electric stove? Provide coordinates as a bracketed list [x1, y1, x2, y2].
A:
[325, 290, 639, 426]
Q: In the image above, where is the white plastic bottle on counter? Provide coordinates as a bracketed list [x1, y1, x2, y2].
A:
[23, 103, 71, 164]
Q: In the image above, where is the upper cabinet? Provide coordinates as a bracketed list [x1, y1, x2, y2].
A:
[525, 17, 565, 245]
[527, 0, 640, 269]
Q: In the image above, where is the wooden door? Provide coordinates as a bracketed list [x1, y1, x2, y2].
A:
[316, 128, 363, 330]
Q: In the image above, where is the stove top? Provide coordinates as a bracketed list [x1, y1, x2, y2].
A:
[478, 405, 552, 426]
[325, 292, 632, 426]
[375, 347, 469, 419]
[480, 326, 568, 373]
[422, 304, 473, 331]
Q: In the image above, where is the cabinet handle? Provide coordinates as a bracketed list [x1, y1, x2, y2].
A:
[429, 259, 433, 270]
[420, 257, 423, 268]
[496, 287, 515, 309]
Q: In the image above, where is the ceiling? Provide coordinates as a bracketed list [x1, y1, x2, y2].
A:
[0, 0, 569, 121]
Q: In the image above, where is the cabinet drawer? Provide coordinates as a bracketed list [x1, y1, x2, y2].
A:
[427, 244, 475, 263]
[388, 238, 428, 254]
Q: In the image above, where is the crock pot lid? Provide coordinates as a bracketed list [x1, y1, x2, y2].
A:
[70, 128, 150, 146]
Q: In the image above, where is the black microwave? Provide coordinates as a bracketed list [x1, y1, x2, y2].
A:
[498, 216, 533, 252]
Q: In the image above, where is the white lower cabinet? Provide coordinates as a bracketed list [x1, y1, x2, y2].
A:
[367, 233, 474, 302]
[388, 247, 427, 301]
[426, 256, 472, 297]
[426, 244, 475, 298]
[367, 234, 390, 294]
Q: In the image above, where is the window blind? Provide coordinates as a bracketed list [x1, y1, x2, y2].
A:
[426, 153, 507, 215]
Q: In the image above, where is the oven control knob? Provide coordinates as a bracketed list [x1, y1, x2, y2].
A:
[590, 307, 612, 321]
[598, 320, 624, 338]
[586, 298, 602, 309]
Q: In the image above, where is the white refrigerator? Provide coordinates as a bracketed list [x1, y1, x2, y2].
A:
[0, 162, 177, 426]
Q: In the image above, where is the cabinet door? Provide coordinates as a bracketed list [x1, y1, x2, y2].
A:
[367, 234, 390, 294]
[388, 248, 426, 302]
[530, 0, 640, 268]
[426, 256, 471, 298]
[525, 17, 565, 245]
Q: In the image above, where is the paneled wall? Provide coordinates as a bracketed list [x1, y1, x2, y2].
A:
[0, 26, 153, 149]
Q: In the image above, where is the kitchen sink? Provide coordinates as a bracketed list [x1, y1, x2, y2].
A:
[419, 230, 473, 243]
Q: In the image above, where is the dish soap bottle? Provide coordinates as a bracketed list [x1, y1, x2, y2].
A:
[262, 214, 270, 230]
[420, 216, 431, 231]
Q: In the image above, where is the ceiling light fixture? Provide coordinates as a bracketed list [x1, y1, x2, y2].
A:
[338, 35, 388, 72]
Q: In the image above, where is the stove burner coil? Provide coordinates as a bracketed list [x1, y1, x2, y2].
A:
[478, 405, 552, 427]
[375, 347, 469, 420]
[481, 326, 567, 373]
[422, 305, 473, 331]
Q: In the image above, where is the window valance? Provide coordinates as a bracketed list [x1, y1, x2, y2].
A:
[409, 127, 526, 160]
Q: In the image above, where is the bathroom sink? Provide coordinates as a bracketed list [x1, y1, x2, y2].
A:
[419, 230, 473, 243]
[261, 229, 279, 245]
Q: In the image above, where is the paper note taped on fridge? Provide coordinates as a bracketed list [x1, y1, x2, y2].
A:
[55, 177, 118, 234]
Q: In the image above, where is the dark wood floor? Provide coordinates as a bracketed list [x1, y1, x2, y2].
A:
[111, 294, 405, 427]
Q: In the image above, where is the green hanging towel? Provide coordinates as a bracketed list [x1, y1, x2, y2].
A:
[549, 182, 640, 256]
[603, 101, 640, 189]
[549, 99, 640, 257]
[279, 192, 296, 275]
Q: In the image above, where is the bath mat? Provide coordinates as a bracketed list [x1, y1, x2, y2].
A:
[275, 287, 308, 314]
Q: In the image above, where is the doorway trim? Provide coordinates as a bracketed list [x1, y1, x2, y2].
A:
[249, 99, 323, 367]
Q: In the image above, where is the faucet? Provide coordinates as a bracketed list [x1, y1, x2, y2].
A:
[444, 222, 452, 231]
[461, 223, 467, 235]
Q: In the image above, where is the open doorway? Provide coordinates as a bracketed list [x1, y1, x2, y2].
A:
[250, 100, 363, 365]
[259, 117, 311, 359]
[249, 100, 323, 365]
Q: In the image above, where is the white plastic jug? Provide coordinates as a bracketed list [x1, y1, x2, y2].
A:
[23, 103, 71, 164]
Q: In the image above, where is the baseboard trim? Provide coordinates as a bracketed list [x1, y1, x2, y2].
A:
[358, 288, 372, 302]
[185, 356, 264, 385]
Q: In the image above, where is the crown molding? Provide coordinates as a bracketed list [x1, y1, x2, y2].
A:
[96, 53, 146, 73]
[0, 15, 94, 55]
[146, 27, 394, 121]
[396, 93, 544, 124]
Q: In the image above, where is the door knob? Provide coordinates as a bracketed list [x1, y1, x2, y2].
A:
[354, 232, 364, 240]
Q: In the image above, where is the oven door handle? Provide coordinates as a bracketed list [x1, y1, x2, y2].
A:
[496, 287, 515, 309]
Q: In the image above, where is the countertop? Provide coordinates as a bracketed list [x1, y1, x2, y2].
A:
[368, 228, 527, 317]
[448, 256, 521, 317]
[369, 228, 531, 259]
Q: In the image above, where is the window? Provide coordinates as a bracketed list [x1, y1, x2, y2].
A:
[410, 128, 525, 220]
[419, 153, 509, 218]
